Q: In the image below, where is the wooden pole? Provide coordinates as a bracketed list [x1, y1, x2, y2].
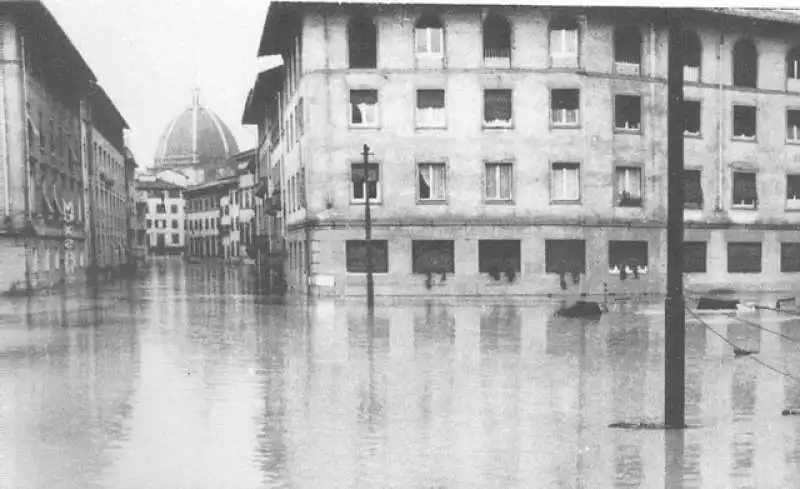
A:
[665, 11, 686, 429]
[361, 144, 375, 310]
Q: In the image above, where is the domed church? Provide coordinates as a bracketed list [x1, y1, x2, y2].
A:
[153, 89, 240, 185]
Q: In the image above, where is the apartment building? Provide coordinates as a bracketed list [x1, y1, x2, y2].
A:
[245, 2, 800, 296]
[135, 178, 186, 255]
[184, 176, 237, 259]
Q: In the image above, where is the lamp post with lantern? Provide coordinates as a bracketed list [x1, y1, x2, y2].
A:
[354, 144, 376, 310]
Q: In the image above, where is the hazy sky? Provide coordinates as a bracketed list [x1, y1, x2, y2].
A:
[45, 0, 277, 170]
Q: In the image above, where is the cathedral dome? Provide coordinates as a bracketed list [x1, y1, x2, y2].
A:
[154, 90, 240, 175]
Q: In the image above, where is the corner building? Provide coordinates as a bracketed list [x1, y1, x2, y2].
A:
[250, 2, 800, 296]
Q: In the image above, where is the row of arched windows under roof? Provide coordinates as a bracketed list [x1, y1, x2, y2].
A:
[346, 13, 800, 89]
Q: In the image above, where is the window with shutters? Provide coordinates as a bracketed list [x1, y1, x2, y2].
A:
[549, 17, 579, 67]
[733, 39, 758, 88]
[781, 243, 800, 272]
[728, 242, 761, 273]
[551, 162, 580, 202]
[551, 89, 579, 127]
[608, 240, 648, 275]
[416, 89, 446, 128]
[683, 241, 707, 273]
[349, 90, 379, 127]
[484, 162, 513, 202]
[683, 170, 703, 209]
[346, 240, 389, 273]
[412, 240, 455, 274]
[788, 109, 800, 142]
[483, 89, 512, 128]
[348, 15, 377, 68]
[787, 174, 800, 210]
[545, 239, 586, 274]
[732, 171, 758, 209]
[684, 100, 701, 136]
[417, 163, 447, 202]
[614, 166, 643, 207]
[614, 26, 642, 75]
[614, 95, 641, 132]
[733, 105, 756, 140]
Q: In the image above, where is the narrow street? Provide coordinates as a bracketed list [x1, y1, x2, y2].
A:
[0, 260, 799, 487]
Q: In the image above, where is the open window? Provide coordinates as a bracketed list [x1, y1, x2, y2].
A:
[614, 166, 643, 207]
[483, 89, 512, 127]
[551, 89, 579, 127]
[346, 240, 389, 273]
[732, 171, 758, 209]
[788, 109, 800, 142]
[483, 13, 511, 68]
[786, 174, 800, 210]
[349, 90, 379, 127]
[412, 240, 455, 275]
[417, 162, 447, 202]
[608, 240, 648, 276]
[348, 15, 377, 69]
[545, 239, 586, 274]
[614, 95, 641, 131]
[614, 26, 642, 75]
[683, 169, 703, 209]
[683, 100, 701, 136]
[683, 241, 707, 273]
[789, 46, 800, 91]
[733, 105, 756, 140]
[781, 243, 800, 272]
[682, 30, 702, 82]
[733, 38, 758, 88]
[478, 240, 521, 279]
[416, 89, 446, 128]
[728, 242, 761, 273]
[350, 163, 380, 203]
[415, 13, 444, 56]
[549, 16, 579, 68]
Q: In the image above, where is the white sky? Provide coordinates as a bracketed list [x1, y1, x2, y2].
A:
[44, 0, 276, 170]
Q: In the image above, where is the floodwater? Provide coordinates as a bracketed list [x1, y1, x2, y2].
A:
[2, 261, 800, 488]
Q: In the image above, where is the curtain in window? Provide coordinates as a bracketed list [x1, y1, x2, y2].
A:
[552, 164, 579, 200]
[419, 164, 446, 200]
[484, 91, 512, 123]
[486, 164, 497, 198]
[550, 28, 578, 55]
[351, 91, 377, 124]
[415, 27, 442, 54]
[499, 164, 512, 199]
[616, 168, 642, 199]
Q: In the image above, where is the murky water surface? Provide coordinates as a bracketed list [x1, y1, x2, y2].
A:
[2, 261, 800, 488]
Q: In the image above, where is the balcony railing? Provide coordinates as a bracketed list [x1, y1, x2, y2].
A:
[483, 46, 511, 68]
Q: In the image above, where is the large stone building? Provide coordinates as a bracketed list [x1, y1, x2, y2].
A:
[0, 1, 130, 294]
[246, 2, 800, 297]
[153, 90, 241, 186]
[135, 178, 186, 256]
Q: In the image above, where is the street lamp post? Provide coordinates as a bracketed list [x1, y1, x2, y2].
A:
[358, 144, 376, 310]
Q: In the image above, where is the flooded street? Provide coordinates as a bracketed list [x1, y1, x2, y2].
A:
[3, 261, 800, 488]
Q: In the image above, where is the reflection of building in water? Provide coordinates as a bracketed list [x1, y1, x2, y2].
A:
[245, 2, 800, 297]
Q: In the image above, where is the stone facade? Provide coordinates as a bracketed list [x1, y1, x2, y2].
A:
[245, 2, 800, 296]
[136, 179, 186, 255]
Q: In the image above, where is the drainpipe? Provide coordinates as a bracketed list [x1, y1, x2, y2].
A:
[717, 34, 725, 212]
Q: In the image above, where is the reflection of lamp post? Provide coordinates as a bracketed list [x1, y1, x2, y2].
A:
[355, 144, 376, 310]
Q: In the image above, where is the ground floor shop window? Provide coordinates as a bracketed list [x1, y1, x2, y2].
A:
[478, 240, 520, 280]
[346, 240, 388, 273]
[608, 240, 648, 277]
[781, 243, 800, 272]
[727, 242, 761, 273]
[682, 241, 707, 273]
[412, 240, 455, 274]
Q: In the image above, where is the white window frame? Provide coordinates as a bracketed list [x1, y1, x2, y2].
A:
[350, 162, 381, 204]
[415, 27, 444, 56]
[484, 162, 514, 202]
[551, 163, 581, 202]
[349, 90, 380, 127]
[417, 162, 447, 202]
[549, 27, 578, 57]
[550, 89, 580, 127]
[615, 166, 643, 206]
[415, 90, 446, 129]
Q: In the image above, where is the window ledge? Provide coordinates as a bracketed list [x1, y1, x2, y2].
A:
[787, 139, 800, 145]
[483, 123, 514, 130]
[614, 128, 642, 135]
[349, 124, 381, 130]
[550, 199, 581, 205]
[350, 200, 383, 206]
[731, 204, 758, 210]
[550, 123, 581, 130]
[483, 199, 515, 205]
[415, 125, 447, 131]
[416, 199, 447, 205]
[684, 132, 702, 139]
[731, 136, 757, 143]
[683, 204, 703, 210]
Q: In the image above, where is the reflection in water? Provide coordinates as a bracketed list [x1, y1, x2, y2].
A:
[4, 261, 800, 487]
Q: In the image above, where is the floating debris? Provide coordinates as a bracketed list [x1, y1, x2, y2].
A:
[555, 301, 605, 319]
[733, 348, 758, 358]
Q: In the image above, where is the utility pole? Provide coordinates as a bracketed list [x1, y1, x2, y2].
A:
[359, 144, 375, 310]
[665, 11, 686, 429]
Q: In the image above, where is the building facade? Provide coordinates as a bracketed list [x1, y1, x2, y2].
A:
[247, 2, 800, 297]
[135, 179, 186, 256]
[0, 2, 129, 294]
[185, 176, 236, 259]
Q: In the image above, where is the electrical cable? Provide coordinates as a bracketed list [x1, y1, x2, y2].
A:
[722, 313, 800, 344]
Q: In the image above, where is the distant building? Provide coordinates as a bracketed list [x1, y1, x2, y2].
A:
[153, 90, 240, 186]
[135, 179, 186, 256]
[245, 1, 800, 296]
[0, 1, 129, 294]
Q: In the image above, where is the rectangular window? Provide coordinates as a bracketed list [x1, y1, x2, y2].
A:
[551, 89, 580, 127]
[351, 163, 380, 202]
[788, 109, 800, 141]
[415, 26, 443, 55]
[417, 163, 447, 201]
[170, 204, 178, 213]
[608, 240, 648, 274]
[683, 170, 703, 209]
[412, 240, 455, 274]
[733, 105, 756, 139]
[484, 162, 513, 201]
[614, 166, 643, 207]
[683, 241, 707, 273]
[545, 239, 586, 274]
[416, 89, 446, 128]
[156, 204, 166, 214]
[349, 90, 379, 126]
[345, 240, 389, 273]
[550, 162, 580, 202]
[549, 22, 579, 67]
[478, 240, 521, 275]
[171, 233, 180, 245]
[781, 243, 800, 272]
[614, 95, 641, 131]
[146, 219, 152, 228]
[788, 174, 800, 209]
[171, 220, 178, 229]
[684, 100, 701, 136]
[732, 172, 758, 209]
[728, 242, 762, 273]
[483, 89, 512, 127]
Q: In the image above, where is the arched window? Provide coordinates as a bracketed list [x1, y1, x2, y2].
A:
[415, 13, 443, 56]
[549, 16, 579, 67]
[733, 38, 758, 88]
[614, 26, 642, 75]
[682, 30, 702, 82]
[787, 45, 800, 89]
[348, 15, 377, 69]
[483, 13, 511, 66]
